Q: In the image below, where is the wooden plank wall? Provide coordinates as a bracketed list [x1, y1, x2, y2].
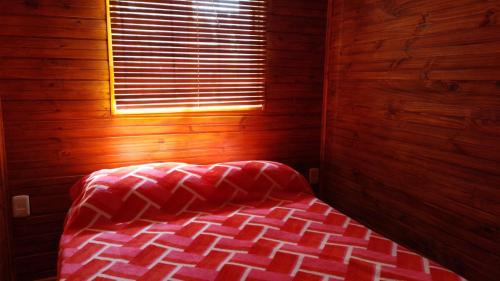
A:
[0, 0, 327, 279]
[0, 198, 9, 281]
[321, 1, 500, 281]
[0, 187, 8, 281]
[0, 101, 11, 281]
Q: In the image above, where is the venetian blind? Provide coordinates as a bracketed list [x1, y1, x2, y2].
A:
[108, 0, 266, 114]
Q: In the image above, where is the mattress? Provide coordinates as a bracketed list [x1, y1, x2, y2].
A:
[58, 161, 465, 281]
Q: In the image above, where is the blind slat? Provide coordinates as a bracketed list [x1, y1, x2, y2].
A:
[111, 0, 266, 12]
[112, 35, 265, 47]
[110, 11, 265, 25]
[115, 86, 264, 93]
[109, 2, 266, 18]
[117, 100, 264, 108]
[116, 91, 263, 96]
[111, 27, 264, 40]
[111, 21, 265, 35]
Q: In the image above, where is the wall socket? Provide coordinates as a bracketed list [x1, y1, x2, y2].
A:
[12, 195, 30, 218]
[308, 168, 320, 185]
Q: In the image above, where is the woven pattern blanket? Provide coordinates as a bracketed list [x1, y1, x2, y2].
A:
[59, 161, 465, 281]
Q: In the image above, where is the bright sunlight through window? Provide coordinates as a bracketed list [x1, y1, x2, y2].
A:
[107, 0, 267, 114]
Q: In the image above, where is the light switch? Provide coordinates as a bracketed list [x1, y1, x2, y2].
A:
[309, 168, 320, 185]
[12, 195, 30, 218]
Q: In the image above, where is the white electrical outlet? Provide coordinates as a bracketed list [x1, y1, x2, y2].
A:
[12, 195, 30, 218]
[309, 168, 320, 185]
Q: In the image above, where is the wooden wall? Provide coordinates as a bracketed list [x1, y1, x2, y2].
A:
[0, 0, 327, 279]
[321, 1, 500, 281]
[0, 186, 9, 281]
[0, 101, 11, 281]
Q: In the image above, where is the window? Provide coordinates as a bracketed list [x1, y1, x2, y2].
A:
[107, 0, 266, 114]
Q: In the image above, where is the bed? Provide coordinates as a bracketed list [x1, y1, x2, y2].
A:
[58, 161, 465, 281]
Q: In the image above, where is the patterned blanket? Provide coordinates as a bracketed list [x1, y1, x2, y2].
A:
[59, 161, 465, 281]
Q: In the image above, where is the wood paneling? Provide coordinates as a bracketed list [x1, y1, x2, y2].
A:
[0, 0, 327, 279]
[321, 1, 500, 281]
[0, 100, 11, 281]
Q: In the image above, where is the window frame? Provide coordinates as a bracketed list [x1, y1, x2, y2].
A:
[105, 0, 268, 116]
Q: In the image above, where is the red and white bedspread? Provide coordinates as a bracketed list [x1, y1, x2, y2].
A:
[59, 161, 465, 281]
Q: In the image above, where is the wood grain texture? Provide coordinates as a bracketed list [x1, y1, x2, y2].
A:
[321, 1, 500, 281]
[0, 100, 12, 281]
[0, 0, 327, 279]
